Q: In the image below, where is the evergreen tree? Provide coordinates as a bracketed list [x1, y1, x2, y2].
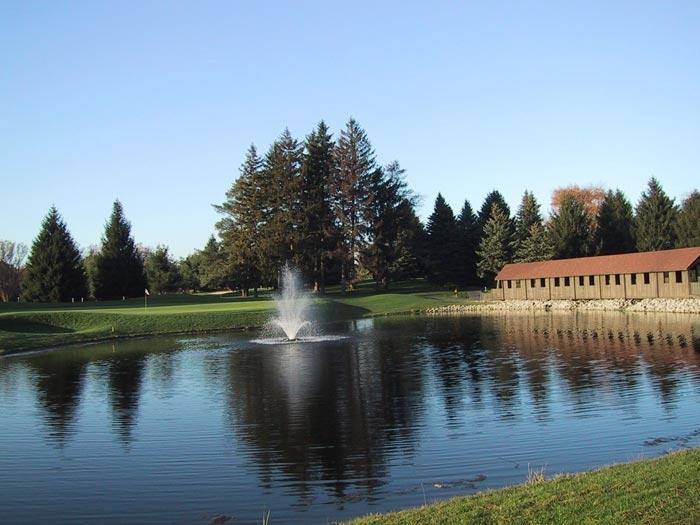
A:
[331, 118, 376, 288]
[512, 191, 543, 249]
[260, 129, 304, 285]
[198, 236, 226, 291]
[178, 251, 202, 292]
[477, 190, 511, 231]
[675, 190, 700, 248]
[390, 202, 426, 280]
[456, 200, 479, 285]
[549, 194, 595, 258]
[425, 194, 460, 284]
[93, 200, 146, 299]
[22, 207, 88, 302]
[144, 245, 180, 294]
[635, 178, 678, 251]
[595, 189, 635, 254]
[83, 245, 99, 299]
[299, 121, 337, 293]
[215, 145, 265, 294]
[513, 223, 554, 262]
[476, 203, 511, 285]
[361, 161, 415, 288]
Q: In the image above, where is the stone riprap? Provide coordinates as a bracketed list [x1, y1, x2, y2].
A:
[425, 298, 700, 314]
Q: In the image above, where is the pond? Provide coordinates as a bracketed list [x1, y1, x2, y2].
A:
[1, 312, 699, 524]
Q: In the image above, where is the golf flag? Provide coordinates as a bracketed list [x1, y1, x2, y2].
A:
[145, 289, 150, 296]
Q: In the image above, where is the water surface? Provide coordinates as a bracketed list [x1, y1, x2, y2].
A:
[1, 312, 699, 524]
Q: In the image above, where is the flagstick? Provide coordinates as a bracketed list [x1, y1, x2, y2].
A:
[145, 291, 147, 311]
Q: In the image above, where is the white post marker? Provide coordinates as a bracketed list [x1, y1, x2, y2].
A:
[145, 288, 150, 311]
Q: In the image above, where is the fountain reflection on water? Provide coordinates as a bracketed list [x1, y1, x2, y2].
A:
[252, 263, 347, 345]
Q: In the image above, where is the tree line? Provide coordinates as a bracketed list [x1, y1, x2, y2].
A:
[2, 118, 698, 302]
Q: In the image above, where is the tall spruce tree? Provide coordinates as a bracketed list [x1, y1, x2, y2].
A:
[476, 203, 511, 285]
[215, 144, 264, 294]
[511, 191, 543, 254]
[456, 200, 479, 285]
[331, 118, 376, 288]
[513, 223, 554, 262]
[261, 129, 304, 285]
[300, 121, 337, 293]
[477, 190, 511, 231]
[675, 190, 700, 248]
[93, 200, 146, 299]
[595, 189, 635, 255]
[425, 194, 460, 284]
[361, 161, 415, 288]
[635, 178, 678, 252]
[549, 194, 595, 258]
[22, 207, 88, 302]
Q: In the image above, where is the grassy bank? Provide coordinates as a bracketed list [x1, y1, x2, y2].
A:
[0, 280, 475, 355]
[347, 448, 700, 525]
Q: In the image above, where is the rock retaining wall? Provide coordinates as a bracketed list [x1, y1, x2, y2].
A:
[425, 298, 700, 315]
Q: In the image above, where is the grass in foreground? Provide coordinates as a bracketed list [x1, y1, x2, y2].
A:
[346, 448, 700, 525]
[0, 280, 476, 354]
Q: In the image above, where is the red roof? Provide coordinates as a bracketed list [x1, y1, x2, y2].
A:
[496, 247, 700, 281]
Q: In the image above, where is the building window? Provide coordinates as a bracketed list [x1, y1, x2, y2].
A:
[615, 274, 621, 286]
[530, 279, 535, 288]
[554, 277, 560, 287]
[644, 272, 650, 284]
[675, 271, 683, 283]
[507, 280, 512, 289]
[691, 268, 698, 283]
[605, 275, 610, 286]
[540, 278, 546, 287]
[578, 276, 584, 286]
[663, 272, 669, 284]
[589, 275, 595, 286]
[516, 280, 521, 288]
[631, 274, 637, 285]
[564, 277, 570, 287]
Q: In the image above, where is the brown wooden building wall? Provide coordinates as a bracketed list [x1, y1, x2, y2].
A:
[497, 270, 694, 300]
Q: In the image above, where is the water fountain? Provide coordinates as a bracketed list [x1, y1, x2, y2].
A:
[252, 264, 347, 345]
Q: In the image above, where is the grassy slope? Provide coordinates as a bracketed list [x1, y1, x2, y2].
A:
[0, 280, 474, 354]
[347, 448, 700, 525]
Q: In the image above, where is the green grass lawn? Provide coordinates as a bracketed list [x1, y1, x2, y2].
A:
[0, 280, 475, 354]
[346, 447, 700, 525]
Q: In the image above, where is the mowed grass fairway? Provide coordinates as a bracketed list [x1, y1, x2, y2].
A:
[0, 280, 475, 355]
[347, 447, 700, 525]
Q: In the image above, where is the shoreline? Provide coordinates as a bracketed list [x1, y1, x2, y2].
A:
[427, 297, 700, 314]
[2, 297, 699, 357]
[346, 447, 700, 524]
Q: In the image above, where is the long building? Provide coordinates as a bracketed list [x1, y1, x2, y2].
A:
[489, 246, 700, 300]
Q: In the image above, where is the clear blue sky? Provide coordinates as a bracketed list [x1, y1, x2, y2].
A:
[2, 1, 698, 257]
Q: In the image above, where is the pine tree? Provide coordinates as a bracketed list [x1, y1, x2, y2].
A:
[477, 190, 511, 231]
[425, 194, 460, 284]
[300, 121, 337, 293]
[261, 129, 304, 285]
[144, 245, 180, 294]
[93, 200, 146, 299]
[635, 178, 678, 252]
[331, 118, 376, 288]
[675, 190, 700, 248]
[512, 191, 542, 245]
[595, 189, 635, 255]
[549, 194, 595, 258]
[361, 161, 415, 288]
[476, 203, 511, 285]
[456, 200, 479, 285]
[513, 223, 554, 262]
[215, 144, 264, 294]
[22, 207, 87, 302]
[198, 235, 226, 291]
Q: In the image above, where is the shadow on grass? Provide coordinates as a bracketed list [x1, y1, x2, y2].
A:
[312, 300, 372, 322]
[0, 317, 75, 334]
